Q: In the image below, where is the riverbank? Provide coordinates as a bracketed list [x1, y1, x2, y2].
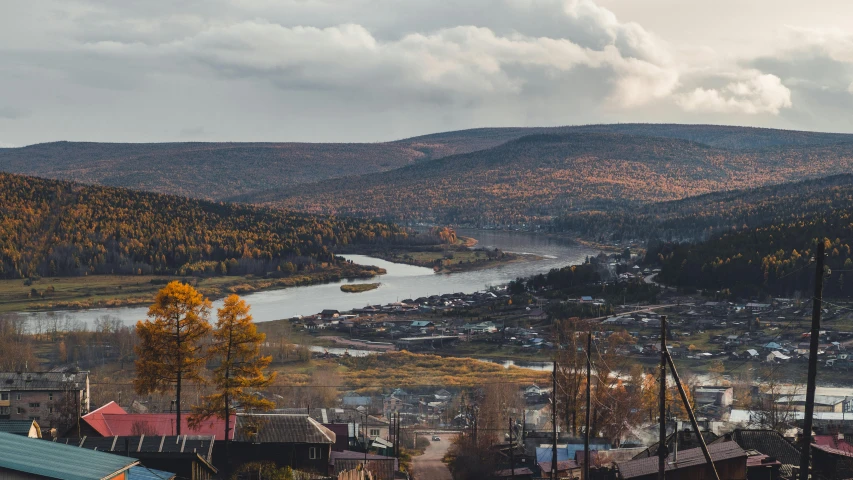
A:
[0, 263, 385, 313]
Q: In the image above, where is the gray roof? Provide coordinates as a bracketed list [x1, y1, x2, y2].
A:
[0, 419, 38, 436]
[0, 371, 88, 391]
[618, 441, 746, 479]
[0, 432, 137, 480]
[54, 436, 215, 463]
[234, 414, 335, 444]
[712, 429, 800, 467]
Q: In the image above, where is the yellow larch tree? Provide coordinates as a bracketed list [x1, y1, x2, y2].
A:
[134, 281, 212, 435]
[190, 294, 276, 446]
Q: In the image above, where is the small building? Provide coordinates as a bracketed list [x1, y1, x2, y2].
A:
[330, 451, 398, 480]
[711, 429, 801, 478]
[0, 431, 139, 480]
[79, 401, 236, 439]
[746, 303, 771, 312]
[0, 419, 42, 438]
[766, 351, 790, 363]
[694, 386, 734, 407]
[617, 442, 747, 480]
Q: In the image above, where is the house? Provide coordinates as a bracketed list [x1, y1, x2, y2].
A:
[0, 431, 139, 480]
[79, 401, 236, 439]
[810, 443, 853, 480]
[617, 442, 747, 480]
[230, 414, 335, 476]
[746, 303, 771, 312]
[712, 429, 801, 478]
[330, 451, 399, 480]
[694, 386, 734, 407]
[0, 419, 42, 438]
[54, 435, 217, 480]
[775, 394, 847, 413]
[0, 371, 90, 428]
[410, 321, 435, 329]
[766, 351, 791, 363]
[341, 394, 372, 407]
[321, 310, 340, 319]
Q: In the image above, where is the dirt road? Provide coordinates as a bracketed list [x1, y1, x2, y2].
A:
[412, 434, 455, 480]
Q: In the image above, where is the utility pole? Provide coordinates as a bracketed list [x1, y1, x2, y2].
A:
[658, 315, 668, 480]
[584, 332, 591, 480]
[509, 417, 515, 479]
[552, 360, 558, 480]
[800, 240, 827, 480]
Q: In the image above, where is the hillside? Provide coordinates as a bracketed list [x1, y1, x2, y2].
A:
[4, 124, 853, 202]
[647, 205, 853, 298]
[554, 174, 853, 242]
[246, 133, 853, 225]
[0, 172, 406, 280]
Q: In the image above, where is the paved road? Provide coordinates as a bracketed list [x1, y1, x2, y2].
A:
[412, 434, 455, 480]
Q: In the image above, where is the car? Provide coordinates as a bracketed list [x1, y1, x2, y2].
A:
[432, 435, 441, 441]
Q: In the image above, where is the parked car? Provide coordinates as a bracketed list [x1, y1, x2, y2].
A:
[432, 436, 441, 441]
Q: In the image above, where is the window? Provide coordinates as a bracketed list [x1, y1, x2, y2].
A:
[0, 406, 9, 415]
[308, 447, 320, 460]
[0, 393, 8, 401]
[29, 403, 40, 408]
[16, 394, 21, 400]
[17, 407, 24, 414]
[48, 407, 54, 414]
[48, 393, 53, 401]
[370, 429, 380, 437]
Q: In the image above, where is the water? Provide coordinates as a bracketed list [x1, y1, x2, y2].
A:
[14, 230, 595, 328]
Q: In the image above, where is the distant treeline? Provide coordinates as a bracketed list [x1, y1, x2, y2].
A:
[0, 172, 407, 279]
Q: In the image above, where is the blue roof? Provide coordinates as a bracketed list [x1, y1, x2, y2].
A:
[0, 432, 138, 480]
[536, 444, 610, 463]
[127, 466, 176, 480]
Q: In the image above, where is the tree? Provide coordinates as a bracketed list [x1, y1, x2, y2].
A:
[190, 295, 276, 447]
[134, 281, 212, 435]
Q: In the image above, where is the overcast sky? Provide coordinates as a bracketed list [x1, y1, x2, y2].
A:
[3, 0, 853, 146]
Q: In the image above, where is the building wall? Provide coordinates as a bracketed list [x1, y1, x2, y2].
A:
[226, 442, 331, 476]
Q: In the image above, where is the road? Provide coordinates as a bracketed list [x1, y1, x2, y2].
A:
[412, 434, 455, 480]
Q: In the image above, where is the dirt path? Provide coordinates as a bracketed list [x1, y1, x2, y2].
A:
[412, 434, 455, 480]
[325, 336, 396, 351]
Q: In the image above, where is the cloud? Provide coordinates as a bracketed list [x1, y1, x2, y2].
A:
[676, 72, 792, 114]
[0, 107, 25, 119]
[849, 81, 853, 94]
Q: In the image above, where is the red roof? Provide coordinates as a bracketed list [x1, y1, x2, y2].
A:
[82, 404, 235, 440]
[813, 435, 853, 454]
[82, 401, 128, 436]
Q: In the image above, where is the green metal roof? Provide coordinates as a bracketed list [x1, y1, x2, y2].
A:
[0, 420, 36, 436]
[0, 432, 138, 480]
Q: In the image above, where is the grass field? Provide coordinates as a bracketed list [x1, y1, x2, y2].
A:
[340, 283, 381, 293]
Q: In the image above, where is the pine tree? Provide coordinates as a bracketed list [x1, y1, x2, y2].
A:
[134, 281, 212, 434]
[190, 295, 275, 447]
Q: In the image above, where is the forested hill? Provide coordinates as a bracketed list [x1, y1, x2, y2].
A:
[3, 124, 853, 202]
[0, 172, 406, 280]
[246, 133, 853, 225]
[647, 203, 853, 298]
[554, 174, 853, 242]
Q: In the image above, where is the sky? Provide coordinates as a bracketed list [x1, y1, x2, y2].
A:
[2, 0, 853, 146]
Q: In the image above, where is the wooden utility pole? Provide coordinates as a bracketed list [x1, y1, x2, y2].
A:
[800, 240, 827, 480]
[584, 332, 591, 480]
[659, 316, 668, 480]
[665, 352, 720, 480]
[509, 417, 515, 478]
[552, 361, 558, 480]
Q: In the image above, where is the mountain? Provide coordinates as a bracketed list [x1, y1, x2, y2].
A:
[553, 174, 853, 242]
[0, 172, 406, 279]
[244, 132, 853, 225]
[4, 124, 853, 202]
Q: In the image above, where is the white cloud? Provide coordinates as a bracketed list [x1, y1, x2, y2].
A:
[849, 81, 853, 94]
[676, 72, 792, 114]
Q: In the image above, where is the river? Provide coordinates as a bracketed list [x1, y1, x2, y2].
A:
[15, 229, 596, 328]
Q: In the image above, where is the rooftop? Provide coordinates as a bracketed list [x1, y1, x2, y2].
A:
[0, 432, 137, 480]
[234, 414, 335, 444]
[617, 442, 746, 479]
[0, 371, 88, 391]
